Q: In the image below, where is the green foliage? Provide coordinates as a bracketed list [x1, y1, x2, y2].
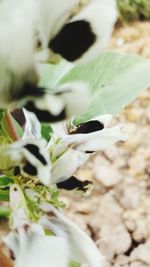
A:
[0, 176, 14, 187]
[69, 261, 80, 267]
[40, 52, 150, 124]
[0, 176, 14, 202]
[117, 0, 150, 21]
[41, 124, 53, 142]
[0, 189, 9, 201]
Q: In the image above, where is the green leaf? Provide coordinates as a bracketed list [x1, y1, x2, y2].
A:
[40, 52, 150, 124]
[0, 206, 10, 218]
[0, 176, 14, 187]
[61, 52, 150, 124]
[69, 261, 81, 267]
[41, 124, 53, 142]
[39, 61, 73, 88]
[0, 189, 9, 201]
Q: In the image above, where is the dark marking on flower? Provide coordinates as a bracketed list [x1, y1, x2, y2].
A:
[57, 176, 92, 192]
[13, 186, 18, 192]
[13, 83, 46, 100]
[14, 166, 20, 175]
[49, 20, 96, 62]
[86, 151, 95, 154]
[24, 101, 66, 123]
[23, 224, 30, 232]
[72, 120, 104, 134]
[10, 249, 15, 260]
[24, 144, 47, 165]
[47, 211, 56, 219]
[23, 161, 37, 176]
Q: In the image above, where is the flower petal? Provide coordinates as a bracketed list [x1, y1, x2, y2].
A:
[8, 139, 51, 185]
[49, 0, 117, 64]
[57, 81, 91, 117]
[40, 204, 105, 267]
[5, 223, 69, 267]
[57, 175, 92, 192]
[62, 123, 127, 152]
[25, 93, 66, 123]
[51, 149, 88, 184]
[9, 185, 28, 228]
[22, 108, 41, 139]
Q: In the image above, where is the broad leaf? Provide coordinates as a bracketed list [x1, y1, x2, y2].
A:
[40, 52, 150, 124]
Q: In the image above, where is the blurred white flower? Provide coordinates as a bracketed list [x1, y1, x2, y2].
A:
[40, 203, 106, 267]
[25, 81, 91, 123]
[5, 185, 105, 267]
[5, 223, 69, 267]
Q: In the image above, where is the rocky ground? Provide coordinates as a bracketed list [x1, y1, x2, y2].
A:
[0, 21, 150, 267]
[61, 22, 150, 267]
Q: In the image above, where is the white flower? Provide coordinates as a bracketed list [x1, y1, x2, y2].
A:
[5, 223, 69, 267]
[40, 203, 106, 267]
[48, 0, 117, 64]
[25, 81, 91, 123]
[5, 185, 105, 267]
[9, 184, 28, 229]
[51, 148, 88, 184]
[4, 185, 69, 267]
[52, 114, 127, 153]
[47, 114, 127, 186]
[1, 138, 51, 185]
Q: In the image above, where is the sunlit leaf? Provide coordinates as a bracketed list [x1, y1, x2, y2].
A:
[40, 52, 150, 124]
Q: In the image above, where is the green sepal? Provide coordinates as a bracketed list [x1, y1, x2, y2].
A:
[0, 176, 14, 188]
[41, 124, 53, 142]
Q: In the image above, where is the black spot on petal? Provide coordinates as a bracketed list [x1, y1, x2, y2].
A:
[25, 101, 66, 123]
[49, 20, 96, 62]
[24, 144, 47, 165]
[14, 84, 46, 100]
[57, 176, 92, 192]
[14, 166, 20, 175]
[73, 120, 104, 134]
[23, 162, 37, 176]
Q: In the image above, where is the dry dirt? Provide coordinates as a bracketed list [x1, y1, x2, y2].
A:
[1, 22, 150, 267]
[61, 21, 150, 267]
